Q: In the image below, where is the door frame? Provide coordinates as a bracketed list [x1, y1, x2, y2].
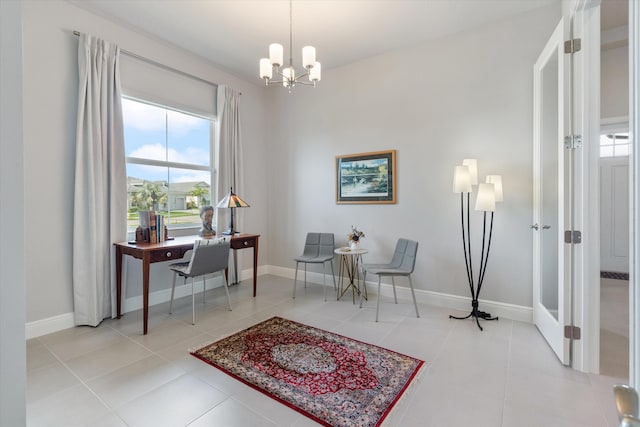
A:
[532, 0, 603, 374]
[629, 0, 639, 388]
[561, 0, 600, 373]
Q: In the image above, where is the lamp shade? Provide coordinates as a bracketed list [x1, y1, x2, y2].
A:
[485, 175, 503, 202]
[302, 46, 316, 68]
[215, 187, 249, 235]
[462, 159, 478, 185]
[269, 43, 283, 66]
[282, 66, 295, 86]
[309, 62, 321, 82]
[453, 165, 472, 193]
[475, 183, 496, 212]
[215, 188, 250, 209]
[259, 58, 272, 79]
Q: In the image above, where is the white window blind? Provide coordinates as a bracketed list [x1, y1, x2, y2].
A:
[119, 54, 217, 119]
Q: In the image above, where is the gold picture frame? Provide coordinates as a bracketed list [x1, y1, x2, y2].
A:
[336, 150, 396, 204]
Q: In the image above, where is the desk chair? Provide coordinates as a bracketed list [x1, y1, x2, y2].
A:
[293, 232, 336, 301]
[168, 239, 232, 325]
[360, 238, 420, 322]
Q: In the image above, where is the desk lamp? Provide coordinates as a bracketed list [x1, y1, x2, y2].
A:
[215, 187, 250, 235]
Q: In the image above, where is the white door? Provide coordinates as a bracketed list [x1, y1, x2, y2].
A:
[533, 17, 571, 365]
[600, 129, 630, 274]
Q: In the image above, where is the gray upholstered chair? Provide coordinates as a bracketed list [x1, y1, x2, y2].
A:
[293, 232, 336, 301]
[360, 238, 420, 322]
[615, 384, 640, 427]
[168, 239, 232, 325]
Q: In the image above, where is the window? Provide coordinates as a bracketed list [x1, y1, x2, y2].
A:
[600, 131, 630, 158]
[123, 98, 214, 231]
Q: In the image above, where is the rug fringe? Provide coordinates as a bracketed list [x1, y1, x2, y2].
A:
[381, 362, 427, 427]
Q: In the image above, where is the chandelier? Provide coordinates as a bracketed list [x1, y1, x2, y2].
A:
[259, 0, 321, 91]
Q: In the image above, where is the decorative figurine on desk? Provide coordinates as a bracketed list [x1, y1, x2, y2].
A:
[199, 205, 216, 238]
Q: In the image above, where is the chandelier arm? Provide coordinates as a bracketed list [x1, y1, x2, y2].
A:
[275, 68, 309, 80]
[264, 79, 314, 86]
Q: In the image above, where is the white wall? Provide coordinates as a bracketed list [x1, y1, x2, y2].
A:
[602, 45, 629, 119]
[21, 0, 270, 323]
[21, 0, 562, 329]
[0, 1, 26, 424]
[266, 4, 561, 308]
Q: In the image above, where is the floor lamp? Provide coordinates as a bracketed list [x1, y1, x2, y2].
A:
[449, 159, 503, 330]
[215, 187, 250, 235]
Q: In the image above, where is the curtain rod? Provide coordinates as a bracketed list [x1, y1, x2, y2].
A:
[73, 30, 226, 91]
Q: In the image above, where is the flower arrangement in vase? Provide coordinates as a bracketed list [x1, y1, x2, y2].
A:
[347, 226, 365, 250]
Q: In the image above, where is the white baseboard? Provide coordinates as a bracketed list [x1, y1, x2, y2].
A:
[26, 266, 270, 339]
[268, 265, 533, 323]
[26, 312, 75, 339]
[416, 290, 532, 323]
[26, 265, 531, 339]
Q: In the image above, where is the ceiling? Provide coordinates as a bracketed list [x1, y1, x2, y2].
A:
[70, 0, 626, 84]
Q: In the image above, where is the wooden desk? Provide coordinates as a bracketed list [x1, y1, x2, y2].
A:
[114, 233, 259, 334]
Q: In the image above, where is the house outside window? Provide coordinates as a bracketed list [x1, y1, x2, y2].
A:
[122, 97, 214, 231]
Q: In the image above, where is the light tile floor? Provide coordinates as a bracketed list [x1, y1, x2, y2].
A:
[27, 275, 624, 427]
[600, 278, 629, 379]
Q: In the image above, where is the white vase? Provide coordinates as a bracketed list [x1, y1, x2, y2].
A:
[349, 241, 359, 251]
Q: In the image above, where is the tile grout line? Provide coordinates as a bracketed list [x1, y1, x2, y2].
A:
[500, 319, 514, 427]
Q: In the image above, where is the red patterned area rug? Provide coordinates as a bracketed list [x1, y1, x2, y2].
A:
[191, 316, 424, 427]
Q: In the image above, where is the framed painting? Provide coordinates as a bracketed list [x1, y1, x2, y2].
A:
[336, 150, 396, 204]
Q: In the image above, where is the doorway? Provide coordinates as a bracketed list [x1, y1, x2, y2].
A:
[599, 0, 629, 380]
[599, 125, 630, 379]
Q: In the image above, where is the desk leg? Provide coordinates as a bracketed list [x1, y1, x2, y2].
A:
[252, 241, 258, 297]
[115, 245, 122, 318]
[233, 250, 238, 285]
[142, 252, 150, 335]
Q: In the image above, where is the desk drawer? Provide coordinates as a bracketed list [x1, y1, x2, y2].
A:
[231, 236, 257, 250]
[149, 247, 190, 263]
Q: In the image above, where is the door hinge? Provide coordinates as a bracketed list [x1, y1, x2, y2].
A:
[564, 38, 582, 54]
[564, 135, 582, 149]
[564, 325, 581, 340]
[564, 230, 582, 244]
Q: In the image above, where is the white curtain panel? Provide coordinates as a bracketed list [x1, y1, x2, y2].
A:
[73, 33, 127, 326]
[216, 86, 244, 234]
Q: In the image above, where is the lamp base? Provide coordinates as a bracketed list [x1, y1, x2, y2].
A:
[220, 229, 238, 236]
[449, 300, 498, 331]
